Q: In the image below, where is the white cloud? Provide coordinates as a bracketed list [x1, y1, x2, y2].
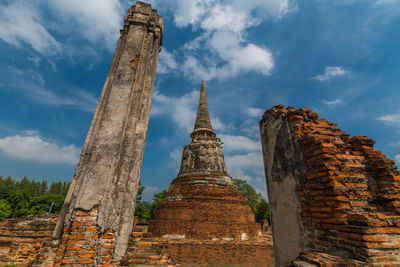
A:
[167, 148, 182, 171]
[3, 67, 97, 112]
[0, 132, 79, 164]
[48, 0, 123, 50]
[396, 154, 400, 165]
[225, 152, 264, 179]
[23, 85, 97, 112]
[0, 0, 124, 55]
[377, 111, 400, 127]
[169, 148, 182, 163]
[151, 89, 227, 133]
[158, 49, 178, 74]
[210, 116, 227, 131]
[0, 2, 61, 55]
[167, 0, 291, 31]
[323, 98, 343, 105]
[27, 56, 41, 67]
[151, 90, 198, 133]
[219, 134, 261, 152]
[313, 66, 349, 81]
[245, 107, 264, 118]
[242, 124, 261, 138]
[151, 0, 294, 80]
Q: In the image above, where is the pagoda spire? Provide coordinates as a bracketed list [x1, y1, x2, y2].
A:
[191, 81, 216, 138]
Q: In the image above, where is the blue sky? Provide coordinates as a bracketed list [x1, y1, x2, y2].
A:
[0, 0, 399, 201]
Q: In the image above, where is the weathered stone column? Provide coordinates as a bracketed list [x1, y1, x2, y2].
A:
[53, 2, 163, 265]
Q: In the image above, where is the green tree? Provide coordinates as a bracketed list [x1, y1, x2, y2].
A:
[233, 179, 269, 223]
[39, 180, 48, 195]
[255, 198, 270, 223]
[61, 182, 70, 197]
[0, 199, 12, 220]
[17, 176, 31, 192]
[233, 179, 260, 213]
[135, 201, 152, 220]
[7, 190, 31, 217]
[4, 176, 14, 188]
[49, 181, 62, 195]
[150, 190, 165, 219]
[135, 183, 150, 220]
[30, 194, 64, 214]
[0, 176, 71, 218]
[31, 179, 41, 197]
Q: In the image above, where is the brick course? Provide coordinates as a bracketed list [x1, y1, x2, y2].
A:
[0, 214, 57, 266]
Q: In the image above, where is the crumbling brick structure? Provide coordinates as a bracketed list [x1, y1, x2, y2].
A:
[260, 105, 400, 266]
[0, 214, 58, 266]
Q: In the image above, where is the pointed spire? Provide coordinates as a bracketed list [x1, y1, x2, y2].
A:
[191, 81, 215, 138]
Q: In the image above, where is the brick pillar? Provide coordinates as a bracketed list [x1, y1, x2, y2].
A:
[53, 2, 163, 265]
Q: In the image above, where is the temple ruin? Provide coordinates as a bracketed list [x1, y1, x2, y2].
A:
[260, 105, 400, 266]
[1, 1, 400, 266]
[148, 81, 260, 240]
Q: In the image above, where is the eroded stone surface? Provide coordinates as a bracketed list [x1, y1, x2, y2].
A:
[54, 1, 163, 263]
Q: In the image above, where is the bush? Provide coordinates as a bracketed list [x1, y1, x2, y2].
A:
[0, 199, 11, 220]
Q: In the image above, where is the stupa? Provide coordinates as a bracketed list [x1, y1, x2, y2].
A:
[148, 81, 260, 240]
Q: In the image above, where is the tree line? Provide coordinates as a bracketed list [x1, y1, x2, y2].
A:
[0, 176, 69, 220]
[134, 178, 270, 223]
[0, 176, 270, 225]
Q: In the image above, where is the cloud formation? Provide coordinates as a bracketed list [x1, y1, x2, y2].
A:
[151, 90, 198, 133]
[323, 98, 343, 105]
[151, 89, 226, 133]
[219, 134, 261, 152]
[3, 67, 98, 112]
[48, 0, 123, 50]
[377, 111, 400, 127]
[153, 0, 293, 80]
[0, 132, 79, 164]
[0, 0, 123, 55]
[245, 107, 264, 118]
[0, 2, 61, 55]
[157, 49, 178, 74]
[313, 66, 349, 81]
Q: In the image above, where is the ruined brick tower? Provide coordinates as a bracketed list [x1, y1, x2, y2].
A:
[148, 81, 260, 240]
[53, 2, 163, 265]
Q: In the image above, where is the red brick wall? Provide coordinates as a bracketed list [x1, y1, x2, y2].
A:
[262, 105, 400, 265]
[149, 175, 260, 239]
[54, 207, 116, 266]
[0, 214, 57, 266]
[156, 235, 275, 267]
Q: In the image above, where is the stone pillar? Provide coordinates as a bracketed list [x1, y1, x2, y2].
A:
[259, 106, 308, 267]
[54, 2, 163, 265]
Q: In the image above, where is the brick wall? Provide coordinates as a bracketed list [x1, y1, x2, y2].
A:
[149, 174, 260, 240]
[155, 234, 275, 267]
[0, 214, 57, 266]
[54, 207, 117, 266]
[260, 105, 400, 265]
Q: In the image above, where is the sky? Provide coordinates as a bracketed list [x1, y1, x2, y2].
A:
[0, 0, 400, 201]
